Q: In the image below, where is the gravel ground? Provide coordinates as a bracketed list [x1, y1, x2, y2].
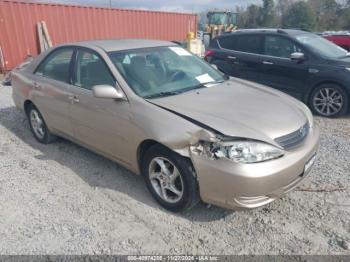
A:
[0, 83, 349, 255]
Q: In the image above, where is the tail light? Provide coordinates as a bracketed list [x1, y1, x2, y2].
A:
[204, 50, 215, 62]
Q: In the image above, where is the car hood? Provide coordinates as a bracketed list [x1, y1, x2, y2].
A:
[328, 57, 350, 67]
[149, 79, 308, 145]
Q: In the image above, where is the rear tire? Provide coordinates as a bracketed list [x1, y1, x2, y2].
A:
[309, 83, 348, 117]
[142, 144, 200, 212]
[26, 104, 57, 144]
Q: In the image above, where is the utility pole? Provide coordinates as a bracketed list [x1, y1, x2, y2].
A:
[109, 0, 112, 8]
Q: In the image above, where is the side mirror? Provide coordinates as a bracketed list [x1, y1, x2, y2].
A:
[290, 52, 305, 62]
[92, 84, 125, 100]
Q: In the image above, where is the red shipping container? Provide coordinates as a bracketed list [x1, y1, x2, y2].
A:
[0, 0, 197, 71]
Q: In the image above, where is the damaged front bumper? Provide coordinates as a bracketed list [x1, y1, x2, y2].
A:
[189, 126, 320, 210]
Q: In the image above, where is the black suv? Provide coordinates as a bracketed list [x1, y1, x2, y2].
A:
[205, 29, 350, 117]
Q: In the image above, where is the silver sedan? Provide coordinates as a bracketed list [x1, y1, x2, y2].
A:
[11, 39, 319, 211]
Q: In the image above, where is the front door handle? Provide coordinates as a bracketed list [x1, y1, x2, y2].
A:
[228, 56, 237, 60]
[69, 95, 80, 104]
[262, 61, 274, 65]
[33, 82, 42, 90]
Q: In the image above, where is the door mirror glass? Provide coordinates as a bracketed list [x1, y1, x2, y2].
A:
[92, 84, 125, 100]
[290, 52, 305, 61]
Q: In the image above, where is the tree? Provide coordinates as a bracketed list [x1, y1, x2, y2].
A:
[237, 0, 349, 32]
[276, 0, 296, 25]
[239, 4, 262, 28]
[282, 1, 317, 31]
[338, 7, 350, 29]
[309, 0, 340, 30]
[260, 0, 276, 27]
[276, 0, 296, 15]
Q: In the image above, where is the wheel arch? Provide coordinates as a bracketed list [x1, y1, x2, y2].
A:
[24, 100, 35, 115]
[136, 139, 191, 176]
[140, 140, 200, 211]
[305, 80, 350, 105]
[23, 100, 56, 132]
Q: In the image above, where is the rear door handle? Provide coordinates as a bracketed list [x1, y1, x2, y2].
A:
[69, 95, 80, 104]
[262, 61, 274, 65]
[228, 56, 237, 60]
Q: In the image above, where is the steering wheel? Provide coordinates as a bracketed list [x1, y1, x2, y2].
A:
[169, 70, 185, 82]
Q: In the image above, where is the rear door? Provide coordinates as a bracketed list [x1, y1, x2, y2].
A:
[230, 34, 264, 82]
[32, 47, 75, 137]
[260, 35, 310, 98]
[68, 48, 132, 164]
[213, 34, 264, 83]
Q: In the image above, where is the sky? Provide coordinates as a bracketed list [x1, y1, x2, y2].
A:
[35, 0, 262, 12]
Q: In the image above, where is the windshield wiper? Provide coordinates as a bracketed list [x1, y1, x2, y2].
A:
[144, 91, 180, 99]
[177, 80, 226, 94]
[144, 80, 225, 99]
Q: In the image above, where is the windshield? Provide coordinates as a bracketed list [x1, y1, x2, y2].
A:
[208, 13, 227, 25]
[295, 34, 348, 59]
[108, 46, 225, 98]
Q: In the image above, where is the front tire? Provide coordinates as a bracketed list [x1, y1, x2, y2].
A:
[142, 144, 200, 212]
[309, 84, 349, 117]
[26, 104, 57, 144]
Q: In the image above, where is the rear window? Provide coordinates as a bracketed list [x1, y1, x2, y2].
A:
[35, 48, 74, 83]
[235, 35, 262, 54]
[218, 34, 262, 54]
[218, 36, 236, 50]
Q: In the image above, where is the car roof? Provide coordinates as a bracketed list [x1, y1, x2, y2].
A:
[216, 28, 311, 38]
[59, 39, 176, 52]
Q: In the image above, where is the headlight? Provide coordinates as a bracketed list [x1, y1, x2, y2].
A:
[346, 67, 350, 72]
[198, 140, 284, 163]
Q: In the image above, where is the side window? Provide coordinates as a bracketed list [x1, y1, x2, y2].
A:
[219, 36, 236, 50]
[235, 35, 262, 54]
[35, 48, 74, 83]
[264, 36, 302, 58]
[73, 49, 115, 90]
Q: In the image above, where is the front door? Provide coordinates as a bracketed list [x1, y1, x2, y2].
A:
[260, 35, 310, 99]
[68, 48, 132, 164]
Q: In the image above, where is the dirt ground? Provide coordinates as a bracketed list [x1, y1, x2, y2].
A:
[0, 83, 349, 255]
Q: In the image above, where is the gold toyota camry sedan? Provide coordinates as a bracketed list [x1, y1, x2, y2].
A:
[11, 39, 320, 212]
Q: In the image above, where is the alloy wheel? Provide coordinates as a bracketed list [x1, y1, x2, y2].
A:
[148, 157, 184, 204]
[29, 109, 45, 139]
[312, 87, 344, 116]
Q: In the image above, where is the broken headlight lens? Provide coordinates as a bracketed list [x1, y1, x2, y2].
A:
[202, 140, 284, 163]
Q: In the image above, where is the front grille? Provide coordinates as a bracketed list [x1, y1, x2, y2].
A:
[275, 122, 310, 149]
